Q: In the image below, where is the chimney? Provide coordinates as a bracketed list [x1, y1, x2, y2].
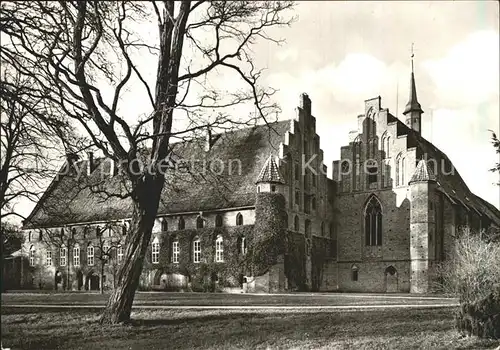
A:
[65, 152, 79, 174]
[299, 93, 311, 115]
[204, 127, 212, 152]
[87, 152, 94, 176]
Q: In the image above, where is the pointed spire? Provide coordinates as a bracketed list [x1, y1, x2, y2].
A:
[256, 154, 285, 184]
[403, 43, 424, 115]
[409, 159, 436, 184]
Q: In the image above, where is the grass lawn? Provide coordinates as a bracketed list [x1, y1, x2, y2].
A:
[2, 307, 499, 349]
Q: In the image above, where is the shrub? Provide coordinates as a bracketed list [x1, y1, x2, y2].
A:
[436, 227, 500, 339]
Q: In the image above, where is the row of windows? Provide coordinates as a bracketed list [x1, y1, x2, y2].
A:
[29, 244, 125, 267]
[161, 213, 244, 231]
[291, 215, 333, 238]
[150, 235, 247, 264]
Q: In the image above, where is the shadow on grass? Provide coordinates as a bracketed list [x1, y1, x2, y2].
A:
[4, 307, 497, 350]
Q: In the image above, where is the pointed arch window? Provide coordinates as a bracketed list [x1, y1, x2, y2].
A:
[284, 212, 289, 229]
[401, 157, 406, 186]
[386, 136, 390, 156]
[365, 196, 382, 246]
[215, 214, 223, 227]
[353, 137, 361, 162]
[395, 154, 401, 186]
[236, 212, 243, 226]
[162, 219, 168, 232]
[321, 222, 325, 236]
[196, 216, 204, 229]
[294, 215, 299, 232]
[178, 217, 185, 230]
[29, 246, 35, 266]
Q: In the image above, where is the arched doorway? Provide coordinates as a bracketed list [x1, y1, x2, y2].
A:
[76, 270, 84, 291]
[86, 271, 100, 291]
[385, 265, 398, 293]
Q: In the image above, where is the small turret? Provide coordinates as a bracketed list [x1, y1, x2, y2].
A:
[409, 159, 437, 293]
[256, 154, 286, 194]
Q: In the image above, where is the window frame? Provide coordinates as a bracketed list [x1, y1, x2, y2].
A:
[171, 240, 179, 263]
[73, 244, 80, 266]
[60, 246, 67, 266]
[236, 212, 243, 226]
[215, 235, 224, 262]
[45, 250, 52, 266]
[152, 237, 160, 264]
[117, 245, 124, 264]
[193, 237, 201, 263]
[87, 244, 94, 266]
[364, 196, 383, 246]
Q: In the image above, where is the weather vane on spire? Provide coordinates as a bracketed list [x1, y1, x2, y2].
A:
[411, 42, 415, 73]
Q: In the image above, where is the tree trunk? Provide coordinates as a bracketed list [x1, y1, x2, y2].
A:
[100, 264, 104, 294]
[99, 176, 163, 324]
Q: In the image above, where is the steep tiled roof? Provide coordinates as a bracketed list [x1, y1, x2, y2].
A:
[255, 154, 285, 184]
[396, 120, 500, 226]
[409, 159, 437, 183]
[24, 120, 291, 228]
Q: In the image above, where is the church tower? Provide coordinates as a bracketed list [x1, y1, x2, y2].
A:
[403, 47, 424, 135]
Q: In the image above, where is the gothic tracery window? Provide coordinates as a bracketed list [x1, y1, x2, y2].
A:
[364, 196, 382, 246]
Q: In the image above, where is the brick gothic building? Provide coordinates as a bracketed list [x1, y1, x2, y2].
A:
[15, 68, 500, 293]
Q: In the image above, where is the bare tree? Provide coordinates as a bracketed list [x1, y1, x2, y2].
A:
[0, 68, 76, 220]
[0, 1, 295, 323]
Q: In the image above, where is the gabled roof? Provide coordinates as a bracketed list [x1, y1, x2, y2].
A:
[409, 159, 437, 183]
[256, 154, 285, 184]
[24, 120, 291, 228]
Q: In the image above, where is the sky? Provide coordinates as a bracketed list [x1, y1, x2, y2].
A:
[259, 1, 499, 209]
[7, 1, 500, 224]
